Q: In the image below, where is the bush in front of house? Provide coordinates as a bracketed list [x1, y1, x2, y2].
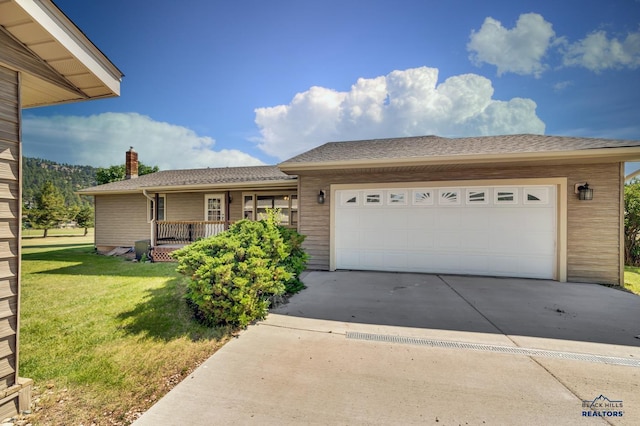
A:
[172, 213, 308, 327]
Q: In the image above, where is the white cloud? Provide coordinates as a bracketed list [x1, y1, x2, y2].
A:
[560, 30, 640, 72]
[254, 66, 545, 160]
[22, 112, 264, 169]
[467, 13, 555, 77]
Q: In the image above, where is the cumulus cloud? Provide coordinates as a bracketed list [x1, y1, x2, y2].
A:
[467, 13, 555, 77]
[559, 30, 640, 72]
[22, 112, 263, 169]
[254, 66, 545, 160]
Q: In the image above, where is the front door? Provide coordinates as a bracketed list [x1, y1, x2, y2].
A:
[205, 194, 226, 221]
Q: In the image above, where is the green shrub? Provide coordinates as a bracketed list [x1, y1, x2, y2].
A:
[172, 213, 308, 327]
[278, 225, 309, 294]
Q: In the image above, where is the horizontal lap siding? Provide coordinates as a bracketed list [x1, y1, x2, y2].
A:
[165, 191, 243, 222]
[165, 193, 204, 221]
[95, 194, 150, 247]
[298, 163, 621, 284]
[0, 66, 19, 391]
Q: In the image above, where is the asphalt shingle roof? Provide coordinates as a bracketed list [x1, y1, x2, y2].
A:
[79, 165, 295, 193]
[281, 134, 640, 164]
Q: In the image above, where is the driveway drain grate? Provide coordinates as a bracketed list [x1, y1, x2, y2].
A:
[345, 332, 640, 368]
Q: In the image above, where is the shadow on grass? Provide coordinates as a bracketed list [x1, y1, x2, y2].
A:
[115, 276, 230, 342]
[22, 246, 178, 278]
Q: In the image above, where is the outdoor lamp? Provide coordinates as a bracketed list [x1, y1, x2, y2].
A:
[576, 183, 593, 201]
[317, 190, 326, 204]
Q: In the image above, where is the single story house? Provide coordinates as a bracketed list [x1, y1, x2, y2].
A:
[1, 0, 122, 417]
[79, 148, 298, 261]
[82, 134, 640, 286]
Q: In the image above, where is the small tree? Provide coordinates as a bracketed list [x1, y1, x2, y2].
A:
[74, 205, 94, 236]
[28, 181, 67, 237]
[96, 163, 159, 185]
[172, 210, 309, 327]
[625, 180, 640, 265]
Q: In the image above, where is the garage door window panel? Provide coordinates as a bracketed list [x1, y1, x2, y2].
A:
[341, 191, 360, 206]
[387, 191, 407, 205]
[439, 189, 461, 205]
[412, 189, 434, 206]
[364, 191, 383, 205]
[467, 189, 489, 205]
[495, 188, 518, 204]
[524, 187, 549, 205]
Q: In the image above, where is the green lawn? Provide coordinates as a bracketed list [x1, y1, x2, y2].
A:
[20, 235, 231, 425]
[623, 266, 640, 295]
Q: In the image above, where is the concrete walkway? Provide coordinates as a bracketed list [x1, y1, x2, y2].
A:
[134, 272, 640, 425]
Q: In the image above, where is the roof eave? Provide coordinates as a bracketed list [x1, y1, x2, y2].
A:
[77, 178, 298, 195]
[278, 147, 640, 173]
[6, 0, 122, 105]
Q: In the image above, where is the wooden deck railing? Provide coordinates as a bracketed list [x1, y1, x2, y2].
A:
[155, 221, 230, 245]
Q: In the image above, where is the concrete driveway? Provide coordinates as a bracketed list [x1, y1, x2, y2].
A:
[134, 272, 640, 425]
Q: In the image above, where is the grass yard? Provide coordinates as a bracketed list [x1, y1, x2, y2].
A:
[20, 235, 232, 425]
[623, 266, 640, 295]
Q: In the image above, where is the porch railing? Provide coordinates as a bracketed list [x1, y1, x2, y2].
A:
[155, 221, 231, 245]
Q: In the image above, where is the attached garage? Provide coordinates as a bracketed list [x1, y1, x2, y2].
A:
[279, 134, 640, 285]
[333, 182, 559, 279]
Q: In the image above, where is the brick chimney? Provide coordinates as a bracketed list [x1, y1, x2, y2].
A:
[125, 147, 138, 179]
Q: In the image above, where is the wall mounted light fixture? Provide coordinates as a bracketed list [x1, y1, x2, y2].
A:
[575, 182, 593, 201]
[317, 190, 326, 204]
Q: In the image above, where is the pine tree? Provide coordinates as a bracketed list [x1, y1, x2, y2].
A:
[28, 181, 68, 237]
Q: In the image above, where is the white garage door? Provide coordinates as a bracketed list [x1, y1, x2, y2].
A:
[334, 185, 556, 279]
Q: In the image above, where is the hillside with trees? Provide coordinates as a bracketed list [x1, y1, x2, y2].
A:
[22, 157, 97, 208]
[22, 157, 159, 233]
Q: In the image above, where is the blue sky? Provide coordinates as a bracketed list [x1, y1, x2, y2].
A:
[22, 0, 640, 171]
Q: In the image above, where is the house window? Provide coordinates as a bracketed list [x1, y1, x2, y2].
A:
[148, 194, 166, 221]
[205, 194, 226, 221]
[242, 192, 298, 226]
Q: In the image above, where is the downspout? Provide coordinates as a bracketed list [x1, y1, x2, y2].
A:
[142, 190, 156, 247]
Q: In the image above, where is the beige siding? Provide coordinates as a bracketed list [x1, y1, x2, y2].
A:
[229, 191, 243, 221]
[165, 193, 204, 221]
[298, 162, 622, 284]
[164, 191, 243, 222]
[95, 194, 151, 248]
[0, 65, 19, 393]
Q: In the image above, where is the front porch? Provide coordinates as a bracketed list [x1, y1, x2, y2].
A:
[151, 220, 231, 262]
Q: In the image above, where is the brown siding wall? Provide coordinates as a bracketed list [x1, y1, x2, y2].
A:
[297, 162, 622, 284]
[0, 66, 19, 392]
[95, 194, 150, 248]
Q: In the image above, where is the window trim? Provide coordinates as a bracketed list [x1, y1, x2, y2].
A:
[148, 194, 166, 222]
[241, 191, 298, 226]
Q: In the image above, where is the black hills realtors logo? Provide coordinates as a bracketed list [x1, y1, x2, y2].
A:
[582, 395, 624, 417]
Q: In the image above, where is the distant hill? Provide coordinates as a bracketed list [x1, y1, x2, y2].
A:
[22, 157, 97, 208]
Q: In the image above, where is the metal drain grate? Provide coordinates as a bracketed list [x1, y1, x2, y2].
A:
[345, 332, 640, 368]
